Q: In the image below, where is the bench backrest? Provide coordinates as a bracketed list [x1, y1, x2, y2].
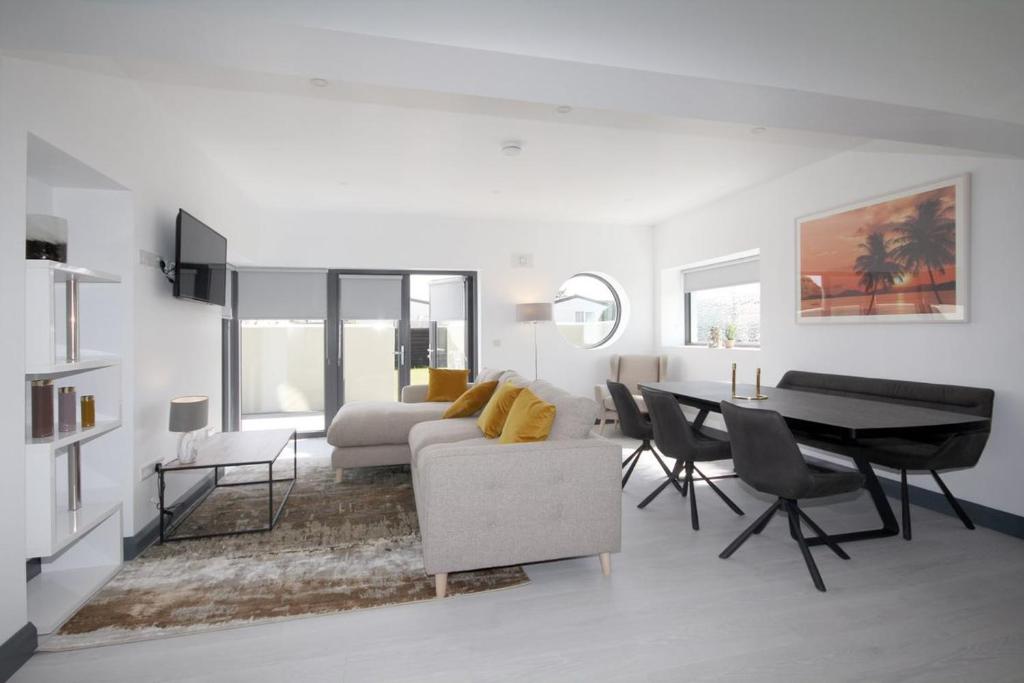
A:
[777, 370, 994, 422]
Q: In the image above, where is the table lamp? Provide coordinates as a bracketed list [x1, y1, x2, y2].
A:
[516, 302, 553, 379]
[169, 395, 209, 463]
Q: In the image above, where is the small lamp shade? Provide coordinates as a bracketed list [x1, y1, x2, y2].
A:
[169, 396, 209, 433]
[516, 302, 553, 323]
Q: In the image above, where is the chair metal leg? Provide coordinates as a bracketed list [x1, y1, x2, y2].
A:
[622, 445, 641, 469]
[719, 499, 782, 559]
[901, 469, 912, 540]
[752, 504, 777, 535]
[692, 465, 744, 516]
[786, 501, 827, 592]
[795, 506, 850, 560]
[637, 453, 687, 509]
[687, 463, 699, 530]
[930, 470, 975, 530]
[622, 447, 642, 487]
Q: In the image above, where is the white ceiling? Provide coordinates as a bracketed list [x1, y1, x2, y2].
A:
[93, 0, 1024, 126]
[136, 76, 858, 224]
[6, 0, 1021, 223]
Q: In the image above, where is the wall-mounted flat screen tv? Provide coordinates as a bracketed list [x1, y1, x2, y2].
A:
[174, 210, 227, 306]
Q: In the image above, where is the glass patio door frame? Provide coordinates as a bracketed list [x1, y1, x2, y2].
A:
[325, 269, 477, 422]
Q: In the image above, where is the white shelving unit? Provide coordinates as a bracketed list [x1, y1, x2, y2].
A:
[24, 256, 124, 634]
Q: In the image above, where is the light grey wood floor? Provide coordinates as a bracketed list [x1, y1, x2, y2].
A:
[15, 435, 1024, 682]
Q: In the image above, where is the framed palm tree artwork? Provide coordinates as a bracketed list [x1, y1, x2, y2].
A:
[796, 175, 969, 323]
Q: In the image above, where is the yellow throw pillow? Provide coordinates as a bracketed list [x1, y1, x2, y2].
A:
[499, 388, 557, 444]
[477, 382, 524, 438]
[443, 381, 499, 419]
[425, 368, 469, 402]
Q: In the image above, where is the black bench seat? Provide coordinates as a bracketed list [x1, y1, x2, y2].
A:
[777, 370, 994, 540]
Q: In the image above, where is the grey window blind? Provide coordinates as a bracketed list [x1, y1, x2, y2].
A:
[429, 277, 466, 322]
[683, 258, 759, 293]
[339, 274, 403, 321]
[236, 269, 327, 320]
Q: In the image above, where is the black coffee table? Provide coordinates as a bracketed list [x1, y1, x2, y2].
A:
[156, 429, 297, 543]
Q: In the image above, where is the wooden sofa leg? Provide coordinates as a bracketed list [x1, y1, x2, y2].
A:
[599, 552, 611, 577]
[334, 468, 343, 483]
[435, 573, 448, 598]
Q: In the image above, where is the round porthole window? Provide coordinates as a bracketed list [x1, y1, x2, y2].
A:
[554, 273, 622, 349]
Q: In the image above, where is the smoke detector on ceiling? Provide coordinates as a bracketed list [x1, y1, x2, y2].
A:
[501, 140, 523, 156]
[310, 78, 329, 88]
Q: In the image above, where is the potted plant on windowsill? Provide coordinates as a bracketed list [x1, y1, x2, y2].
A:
[724, 323, 737, 349]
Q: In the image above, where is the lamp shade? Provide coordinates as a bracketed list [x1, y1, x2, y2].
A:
[169, 396, 209, 433]
[516, 302, 553, 323]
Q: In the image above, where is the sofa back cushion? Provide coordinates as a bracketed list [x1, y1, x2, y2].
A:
[477, 382, 524, 438]
[528, 380, 599, 440]
[499, 388, 557, 444]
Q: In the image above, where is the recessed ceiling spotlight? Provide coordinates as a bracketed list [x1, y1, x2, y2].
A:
[555, 105, 573, 114]
[337, 181, 350, 187]
[501, 140, 523, 157]
[310, 78, 329, 88]
[750, 126, 768, 135]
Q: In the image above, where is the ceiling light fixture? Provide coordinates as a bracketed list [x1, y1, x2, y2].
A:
[501, 140, 523, 157]
[750, 126, 768, 135]
[310, 78, 329, 88]
[555, 105, 573, 114]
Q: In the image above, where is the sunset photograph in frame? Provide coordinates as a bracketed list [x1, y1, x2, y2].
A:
[797, 175, 969, 324]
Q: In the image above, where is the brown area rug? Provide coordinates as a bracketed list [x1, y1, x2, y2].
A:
[43, 452, 528, 650]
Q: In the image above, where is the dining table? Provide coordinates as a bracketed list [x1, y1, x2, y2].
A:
[639, 380, 991, 545]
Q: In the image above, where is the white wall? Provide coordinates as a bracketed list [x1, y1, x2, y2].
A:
[653, 141, 1024, 516]
[255, 210, 655, 397]
[0, 56, 30, 647]
[0, 53, 262, 560]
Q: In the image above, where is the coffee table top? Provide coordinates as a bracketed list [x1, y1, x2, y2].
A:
[160, 429, 296, 471]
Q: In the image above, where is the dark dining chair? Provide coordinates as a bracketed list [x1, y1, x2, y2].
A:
[606, 381, 660, 487]
[718, 401, 864, 592]
[639, 388, 744, 530]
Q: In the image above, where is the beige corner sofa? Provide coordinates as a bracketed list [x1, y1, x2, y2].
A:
[326, 371, 623, 597]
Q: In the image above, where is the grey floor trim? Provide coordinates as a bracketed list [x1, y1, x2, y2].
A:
[806, 456, 1024, 540]
[0, 623, 36, 683]
[122, 472, 215, 561]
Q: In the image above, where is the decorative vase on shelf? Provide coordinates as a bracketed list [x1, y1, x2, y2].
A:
[724, 338, 735, 349]
[708, 326, 721, 348]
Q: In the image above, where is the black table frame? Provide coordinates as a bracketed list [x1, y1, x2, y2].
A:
[640, 383, 989, 546]
[157, 430, 298, 543]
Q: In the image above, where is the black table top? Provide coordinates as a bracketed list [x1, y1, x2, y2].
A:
[641, 381, 990, 440]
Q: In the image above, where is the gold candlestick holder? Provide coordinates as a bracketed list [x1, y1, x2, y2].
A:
[730, 365, 768, 401]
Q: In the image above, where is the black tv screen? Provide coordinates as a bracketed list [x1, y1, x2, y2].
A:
[174, 210, 227, 306]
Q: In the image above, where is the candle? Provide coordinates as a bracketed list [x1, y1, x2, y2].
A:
[731, 363, 737, 396]
[756, 368, 761, 396]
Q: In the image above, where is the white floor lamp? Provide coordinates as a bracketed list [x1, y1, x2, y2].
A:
[516, 302, 553, 379]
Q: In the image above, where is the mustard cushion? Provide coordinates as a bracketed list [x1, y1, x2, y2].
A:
[425, 368, 469, 402]
[443, 381, 499, 419]
[477, 382, 524, 438]
[499, 388, 557, 444]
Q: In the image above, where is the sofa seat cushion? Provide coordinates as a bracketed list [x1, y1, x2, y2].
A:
[409, 418, 484, 458]
[327, 400, 452, 448]
[529, 380, 599, 440]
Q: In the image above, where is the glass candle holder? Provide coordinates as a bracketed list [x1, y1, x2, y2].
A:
[31, 379, 55, 439]
[80, 395, 96, 429]
[58, 386, 77, 433]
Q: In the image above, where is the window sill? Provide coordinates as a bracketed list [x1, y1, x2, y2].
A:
[681, 345, 761, 351]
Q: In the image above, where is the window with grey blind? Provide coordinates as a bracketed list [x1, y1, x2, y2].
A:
[683, 257, 761, 346]
[338, 274, 403, 320]
[236, 269, 327, 320]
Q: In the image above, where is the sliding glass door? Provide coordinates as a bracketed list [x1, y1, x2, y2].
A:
[234, 269, 328, 437]
[326, 270, 475, 418]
